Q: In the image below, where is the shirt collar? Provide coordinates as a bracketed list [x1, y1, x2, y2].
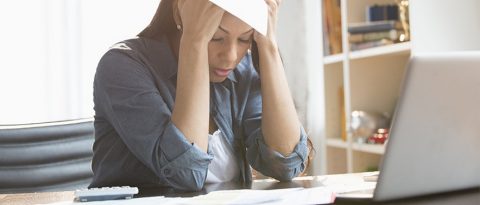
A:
[141, 36, 178, 80]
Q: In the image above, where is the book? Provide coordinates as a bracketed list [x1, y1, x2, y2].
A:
[366, 5, 385, 22]
[386, 5, 399, 20]
[322, 1, 331, 56]
[348, 20, 400, 34]
[349, 29, 402, 43]
[366, 4, 399, 22]
[323, 0, 342, 55]
[350, 39, 394, 51]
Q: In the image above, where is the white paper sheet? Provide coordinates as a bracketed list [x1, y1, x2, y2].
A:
[38, 196, 187, 205]
[39, 188, 335, 205]
[184, 187, 335, 205]
[209, 0, 268, 36]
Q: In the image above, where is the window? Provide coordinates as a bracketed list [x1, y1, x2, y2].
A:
[0, 0, 160, 124]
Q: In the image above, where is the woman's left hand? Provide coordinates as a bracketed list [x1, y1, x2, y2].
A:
[252, 0, 301, 156]
[254, 0, 281, 49]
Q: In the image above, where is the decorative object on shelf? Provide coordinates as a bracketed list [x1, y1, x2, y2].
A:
[396, 0, 410, 41]
[350, 110, 389, 140]
[367, 128, 389, 144]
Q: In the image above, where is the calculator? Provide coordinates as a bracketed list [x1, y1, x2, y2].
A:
[74, 186, 139, 202]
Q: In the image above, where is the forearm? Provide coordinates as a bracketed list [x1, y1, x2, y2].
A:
[258, 43, 301, 156]
[171, 37, 210, 152]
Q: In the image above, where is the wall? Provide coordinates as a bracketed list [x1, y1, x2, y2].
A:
[277, 0, 326, 175]
[410, 0, 480, 53]
[0, 0, 159, 124]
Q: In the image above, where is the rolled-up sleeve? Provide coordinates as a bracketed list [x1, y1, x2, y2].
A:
[242, 72, 309, 181]
[95, 50, 212, 191]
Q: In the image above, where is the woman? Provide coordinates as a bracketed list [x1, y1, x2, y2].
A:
[90, 0, 309, 191]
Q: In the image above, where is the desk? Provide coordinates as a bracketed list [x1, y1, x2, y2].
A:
[1, 173, 479, 205]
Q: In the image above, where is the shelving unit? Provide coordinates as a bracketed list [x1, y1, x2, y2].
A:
[320, 0, 411, 174]
[323, 54, 344, 65]
[326, 138, 386, 155]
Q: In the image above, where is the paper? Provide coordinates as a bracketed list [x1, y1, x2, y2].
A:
[39, 188, 335, 205]
[184, 187, 335, 205]
[209, 0, 268, 36]
[317, 173, 377, 199]
[278, 187, 336, 205]
[38, 196, 187, 205]
[187, 188, 301, 204]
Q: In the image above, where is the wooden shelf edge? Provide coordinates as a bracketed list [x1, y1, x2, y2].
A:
[350, 41, 411, 60]
[352, 142, 385, 155]
[323, 42, 411, 65]
[326, 138, 347, 149]
[324, 53, 344, 65]
[326, 138, 385, 154]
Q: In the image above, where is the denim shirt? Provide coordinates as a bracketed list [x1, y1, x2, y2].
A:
[90, 36, 309, 191]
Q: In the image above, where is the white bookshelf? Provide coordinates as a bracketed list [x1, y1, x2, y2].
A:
[324, 53, 344, 65]
[320, 0, 411, 174]
[277, 0, 478, 176]
[325, 42, 410, 64]
[326, 138, 347, 149]
[352, 142, 385, 155]
[350, 41, 410, 60]
[327, 138, 386, 155]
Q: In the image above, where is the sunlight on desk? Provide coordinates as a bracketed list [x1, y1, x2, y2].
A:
[33, 187, 334, 205]
[1, 172, 479, 205]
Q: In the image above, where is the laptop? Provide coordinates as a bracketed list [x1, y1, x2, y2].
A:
[340, 51, 480, 201]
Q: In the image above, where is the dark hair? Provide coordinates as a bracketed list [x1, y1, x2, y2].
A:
[303, 137, 315, 176]
[138, 0, 260, 74]
[138, 0, 176, 38]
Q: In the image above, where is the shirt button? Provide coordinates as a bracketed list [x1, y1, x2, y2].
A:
[163, 168, 171, 176]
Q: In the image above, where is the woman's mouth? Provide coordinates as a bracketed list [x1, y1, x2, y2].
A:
[213, 68, 232, 77]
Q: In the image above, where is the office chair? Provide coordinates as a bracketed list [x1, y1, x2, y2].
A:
[0, 118, 94, 193]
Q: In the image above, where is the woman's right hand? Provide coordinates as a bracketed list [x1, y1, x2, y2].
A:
[176, 0, 224, 43]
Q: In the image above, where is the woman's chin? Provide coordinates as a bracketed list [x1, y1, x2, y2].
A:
[210, 76, 227, 83]
[209, 73, 228, 83]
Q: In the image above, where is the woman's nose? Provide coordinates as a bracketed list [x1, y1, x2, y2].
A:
[220, 43, 237, 64]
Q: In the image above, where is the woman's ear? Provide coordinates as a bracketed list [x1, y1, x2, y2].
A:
[172, 0, 182, 28]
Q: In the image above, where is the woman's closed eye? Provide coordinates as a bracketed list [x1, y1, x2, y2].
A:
[210, 37, 251, 44]
[211, 37, 223, 42]
[238, 37, 252, 44]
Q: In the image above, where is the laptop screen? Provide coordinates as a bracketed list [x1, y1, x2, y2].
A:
[374, 52, 480, 201]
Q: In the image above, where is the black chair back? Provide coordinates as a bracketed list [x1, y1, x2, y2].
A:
[0, 119, 94, 193]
